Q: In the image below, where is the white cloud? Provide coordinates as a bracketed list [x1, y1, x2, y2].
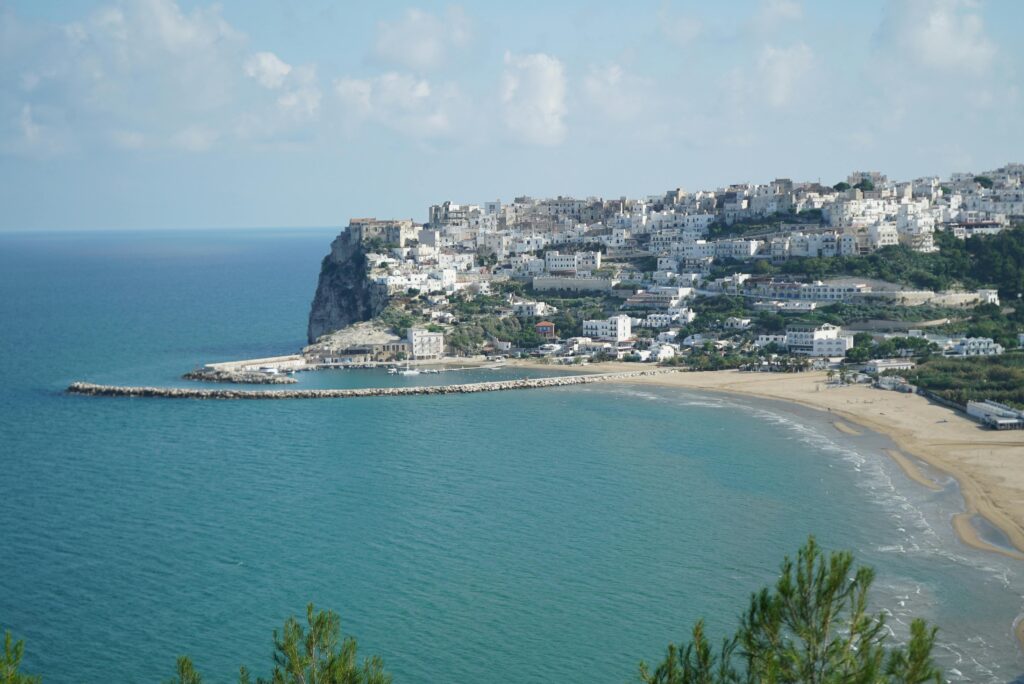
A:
[501, 51, 566, 146]
[335, 78, 373, 118]
[172, 124, 218, 152]
[582, 64, 653, 122]
[335, 72, 458, 139]
[0, 0, 327, 154]
[276, 65, 321, 121]
[756, 43, 814, 108]
[876, 0, 995, 74]
[758, 0, 802, 25]
[244, 51, 292, 89]
[12, 103, 68, 156]
[371, 7, 472, 72]
[657, 4, 702, 47]
[110, 129, 145, 149]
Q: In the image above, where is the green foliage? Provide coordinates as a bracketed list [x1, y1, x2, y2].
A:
[2, 631, 40, 684]
[634, 256, 659, 272]
[638, 537, 941, 684]
[963, 226, 1024, 298]
[974, 176, 994, 189]
[166, 656, 203, 684]
[833, 182, 851, 192]
[934, 302, 1024, 348]
[846, 333, 938, 363]
[904, 352, 1024, 408]
[526, 292, 618, 338]
[171, 604, 390, 684]
[853, 178, 875, 192]
[679, 296, 749, 336]
[816, 301, 965, 325]
[845, 346, 871, 363]
[360, 237, 398, 253]
[378, 305, 418, 338]
[772, 226, 1024, 297]
[706, 211, 822, 241]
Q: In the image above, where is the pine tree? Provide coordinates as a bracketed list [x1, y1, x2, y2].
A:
[170, 603, 390, 684]
[639, 537, 941, 684]
[1, 630, 40, 684]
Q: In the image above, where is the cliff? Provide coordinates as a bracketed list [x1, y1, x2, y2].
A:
[307, 231, 389, 343]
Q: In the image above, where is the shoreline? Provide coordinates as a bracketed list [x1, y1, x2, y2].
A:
[567, 364, 1024, 562]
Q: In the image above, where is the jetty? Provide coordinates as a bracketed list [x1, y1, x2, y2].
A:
[66, 369, 677, 400]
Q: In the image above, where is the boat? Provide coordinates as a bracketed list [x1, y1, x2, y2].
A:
[257, 366, 280, 375]
[398, 362, 420, 376]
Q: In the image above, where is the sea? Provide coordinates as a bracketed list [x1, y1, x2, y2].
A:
[1, 228, 1023, 683]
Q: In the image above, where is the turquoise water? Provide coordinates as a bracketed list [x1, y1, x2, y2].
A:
[1, 229, 1023, 683]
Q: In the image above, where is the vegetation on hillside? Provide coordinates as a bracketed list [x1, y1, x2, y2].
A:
[902, 353, 1024, 409]
[775, 227, 1024, 295]
[706, 209, 824, 240]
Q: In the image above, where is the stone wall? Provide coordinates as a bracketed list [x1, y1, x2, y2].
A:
[67, 369, 676, 400]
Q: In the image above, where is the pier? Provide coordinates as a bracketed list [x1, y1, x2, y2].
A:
[67, 369, 677, 400]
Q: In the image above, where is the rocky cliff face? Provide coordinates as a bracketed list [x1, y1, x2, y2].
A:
[307, 231, 389, 343]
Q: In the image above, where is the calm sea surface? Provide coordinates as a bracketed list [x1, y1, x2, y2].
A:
[1, 229, 1023, 683]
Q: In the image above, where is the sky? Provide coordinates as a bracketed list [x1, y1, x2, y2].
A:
[1, 0, 1022, 231]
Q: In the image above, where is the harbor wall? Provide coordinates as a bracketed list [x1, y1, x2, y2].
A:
[67, 369, 676, 400]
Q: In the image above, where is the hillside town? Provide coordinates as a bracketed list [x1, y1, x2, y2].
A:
[304, 163, 1023, 389]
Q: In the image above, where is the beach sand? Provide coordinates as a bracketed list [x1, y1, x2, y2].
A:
[517, 361, 1024, 559]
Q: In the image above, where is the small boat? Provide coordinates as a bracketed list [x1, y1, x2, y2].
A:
[258, 366, 280, 375]
[387, 368, 398, 375]
[398, 362, 420, 376]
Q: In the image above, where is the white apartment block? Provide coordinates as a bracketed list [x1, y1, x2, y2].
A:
[784, 324, 854, 357]
[748, 280, 870, 301]
[715, 239, 763, 260]
[407, 329, 445, 359]
[582, 314, 632, 342]
[544, 250, 602, 273]
[642, 313, 679, 328]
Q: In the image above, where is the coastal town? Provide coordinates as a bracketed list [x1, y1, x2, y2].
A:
[283, 163, 1022, 425]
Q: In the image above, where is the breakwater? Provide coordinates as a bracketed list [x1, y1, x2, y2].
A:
[66, 369, 677, 400]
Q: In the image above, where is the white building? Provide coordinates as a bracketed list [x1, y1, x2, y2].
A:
[582, 314, 632, 342]
[642, 313, 679, 328]
[512, 300, 557, 318]
[755, 334, 787, 349]
[785, 324, 854, 357]
[649, 343, 678, 362]
[865, 359, 916, 373]
[545, 250, 602, 273]
[966, 401, 1024, 430]
[946, 337, 1004, 357]
[407, 329, 445, 359]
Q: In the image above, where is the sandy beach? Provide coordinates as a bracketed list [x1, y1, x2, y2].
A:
[515, 361, 1024, 559]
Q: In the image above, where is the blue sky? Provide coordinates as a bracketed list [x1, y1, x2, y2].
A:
[1, 0, 1022, 230]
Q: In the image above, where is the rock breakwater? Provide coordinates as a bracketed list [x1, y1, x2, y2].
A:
[182, 369, 298, 384]
[67, 369, 676, 400]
